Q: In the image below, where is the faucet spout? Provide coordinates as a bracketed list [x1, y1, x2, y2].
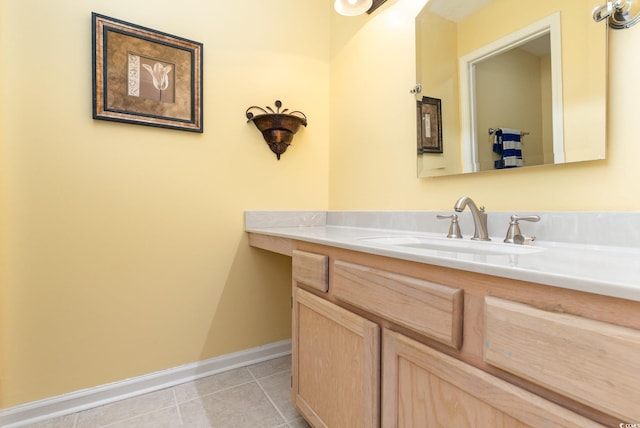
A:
[454, 196, 491, 241]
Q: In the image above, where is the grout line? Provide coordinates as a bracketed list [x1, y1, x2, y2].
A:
[251, 370, 289, 424]
[172, 388, 184, 428]
[174, 378, 256, 405]
[249, 367, 291, 381]
[246, 356, 291, 381]
[89, 391, 176, 428]
[94, 402, 178, 428]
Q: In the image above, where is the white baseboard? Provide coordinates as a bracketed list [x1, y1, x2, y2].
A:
[0, 339, 292, 428]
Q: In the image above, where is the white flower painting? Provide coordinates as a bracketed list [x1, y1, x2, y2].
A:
[127, 54, 175, 103]
[143, 62, 172, 91]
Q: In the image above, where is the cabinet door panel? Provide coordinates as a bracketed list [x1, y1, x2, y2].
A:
[484, 296, 640, 422]
[293, 288, 380, 427]
[382, 329, 602, 428]
[396, 359, 527, 428]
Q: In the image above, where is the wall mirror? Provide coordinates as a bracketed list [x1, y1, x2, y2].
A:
[416, 0, 607, 178]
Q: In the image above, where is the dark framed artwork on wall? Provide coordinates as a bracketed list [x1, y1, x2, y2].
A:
[417, 96, 443, 154]
[92, 13, 203, 132]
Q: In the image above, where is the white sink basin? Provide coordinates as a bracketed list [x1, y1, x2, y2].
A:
[358, 236, 544, 256]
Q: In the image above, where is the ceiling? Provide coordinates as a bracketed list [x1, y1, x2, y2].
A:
[425, 0, 550, 57]
[427, 0, 494, 23]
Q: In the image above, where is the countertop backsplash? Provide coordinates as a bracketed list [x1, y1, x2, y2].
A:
[245, 210, 640, 248]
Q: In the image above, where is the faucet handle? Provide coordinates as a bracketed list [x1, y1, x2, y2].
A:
[514, 234, 537, 245]
[437, 214, 463, 239]
[512, 215, 540, 223]
[504, 215, 540, 243]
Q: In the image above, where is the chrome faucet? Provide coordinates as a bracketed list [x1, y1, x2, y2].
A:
[454, 196, 491, 241]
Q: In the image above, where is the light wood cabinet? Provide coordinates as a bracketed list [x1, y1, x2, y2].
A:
[382, 329, 600, 428]
[484, 296, 640, 422]
[332, 260, 463, 349]
[292, 287, 380, 427]
[292, 250, 329, 292]
[280, 241, 640, 427]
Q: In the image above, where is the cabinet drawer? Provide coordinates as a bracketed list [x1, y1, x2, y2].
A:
[484, 296, 640, 422]
[332, 260, 463, 349]
[292, 250, 329, 292]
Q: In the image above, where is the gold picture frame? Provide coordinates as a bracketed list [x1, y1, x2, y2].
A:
[92, 13, 203, 132]
[417, 96, 443, 154]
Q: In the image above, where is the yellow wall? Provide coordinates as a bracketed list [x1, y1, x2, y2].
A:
[416, 11, 460, 176]
[475, 48, 545, 168]
[329, 0, 640, 211]
[0, 0, 330, 407]
[4, 0, 640, 411]
[0, 0, 5, 408]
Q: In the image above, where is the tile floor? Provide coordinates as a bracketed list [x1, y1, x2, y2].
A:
[25, 355, 310, 428]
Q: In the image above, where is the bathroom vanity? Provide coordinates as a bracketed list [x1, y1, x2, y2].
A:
[245, 211, 640, 427]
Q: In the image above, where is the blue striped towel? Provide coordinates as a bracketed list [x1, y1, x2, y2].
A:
[494, 128, 523, 169]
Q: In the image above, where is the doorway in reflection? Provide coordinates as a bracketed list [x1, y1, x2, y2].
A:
[475, 33, 552, 170]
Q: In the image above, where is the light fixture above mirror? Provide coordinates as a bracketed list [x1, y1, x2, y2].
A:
[334, 0, 387, 16]
[593, 0, 640, 28]
[334, 0, 372, 16]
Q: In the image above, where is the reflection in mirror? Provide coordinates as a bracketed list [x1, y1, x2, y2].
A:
[460, 14, 563, 173]
[475, 36, 552, 171]
[416, 0, 607, 178]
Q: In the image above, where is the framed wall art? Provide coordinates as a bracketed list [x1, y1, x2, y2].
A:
[92, 13, 203, 132]
[417, 96, 443, 154]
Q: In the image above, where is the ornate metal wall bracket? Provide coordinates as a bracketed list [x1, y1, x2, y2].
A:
[245, 100, 307, 160]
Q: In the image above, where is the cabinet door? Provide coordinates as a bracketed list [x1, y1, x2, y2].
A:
[382, 329, 602, 428]
[293, 288, 380, 427]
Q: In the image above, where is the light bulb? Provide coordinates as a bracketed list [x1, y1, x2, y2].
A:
[334, 0, 374, 16]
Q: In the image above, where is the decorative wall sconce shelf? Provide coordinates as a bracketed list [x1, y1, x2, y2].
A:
[245, 100, 307, 160]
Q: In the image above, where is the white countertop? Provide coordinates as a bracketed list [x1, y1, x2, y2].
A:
[245, 210, 640, 302]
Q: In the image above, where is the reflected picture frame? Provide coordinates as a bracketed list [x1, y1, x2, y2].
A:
[92, 13, 203, 132]
[417, 96, 443, 154]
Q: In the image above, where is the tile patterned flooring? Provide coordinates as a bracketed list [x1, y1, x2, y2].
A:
[25, 355, 309, 428]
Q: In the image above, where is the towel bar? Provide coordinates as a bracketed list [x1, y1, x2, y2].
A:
[488, 128, 530, 136]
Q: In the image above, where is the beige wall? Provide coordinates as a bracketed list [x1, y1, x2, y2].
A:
[329, 0, 640, 211]
[0, 0, 330, 407]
